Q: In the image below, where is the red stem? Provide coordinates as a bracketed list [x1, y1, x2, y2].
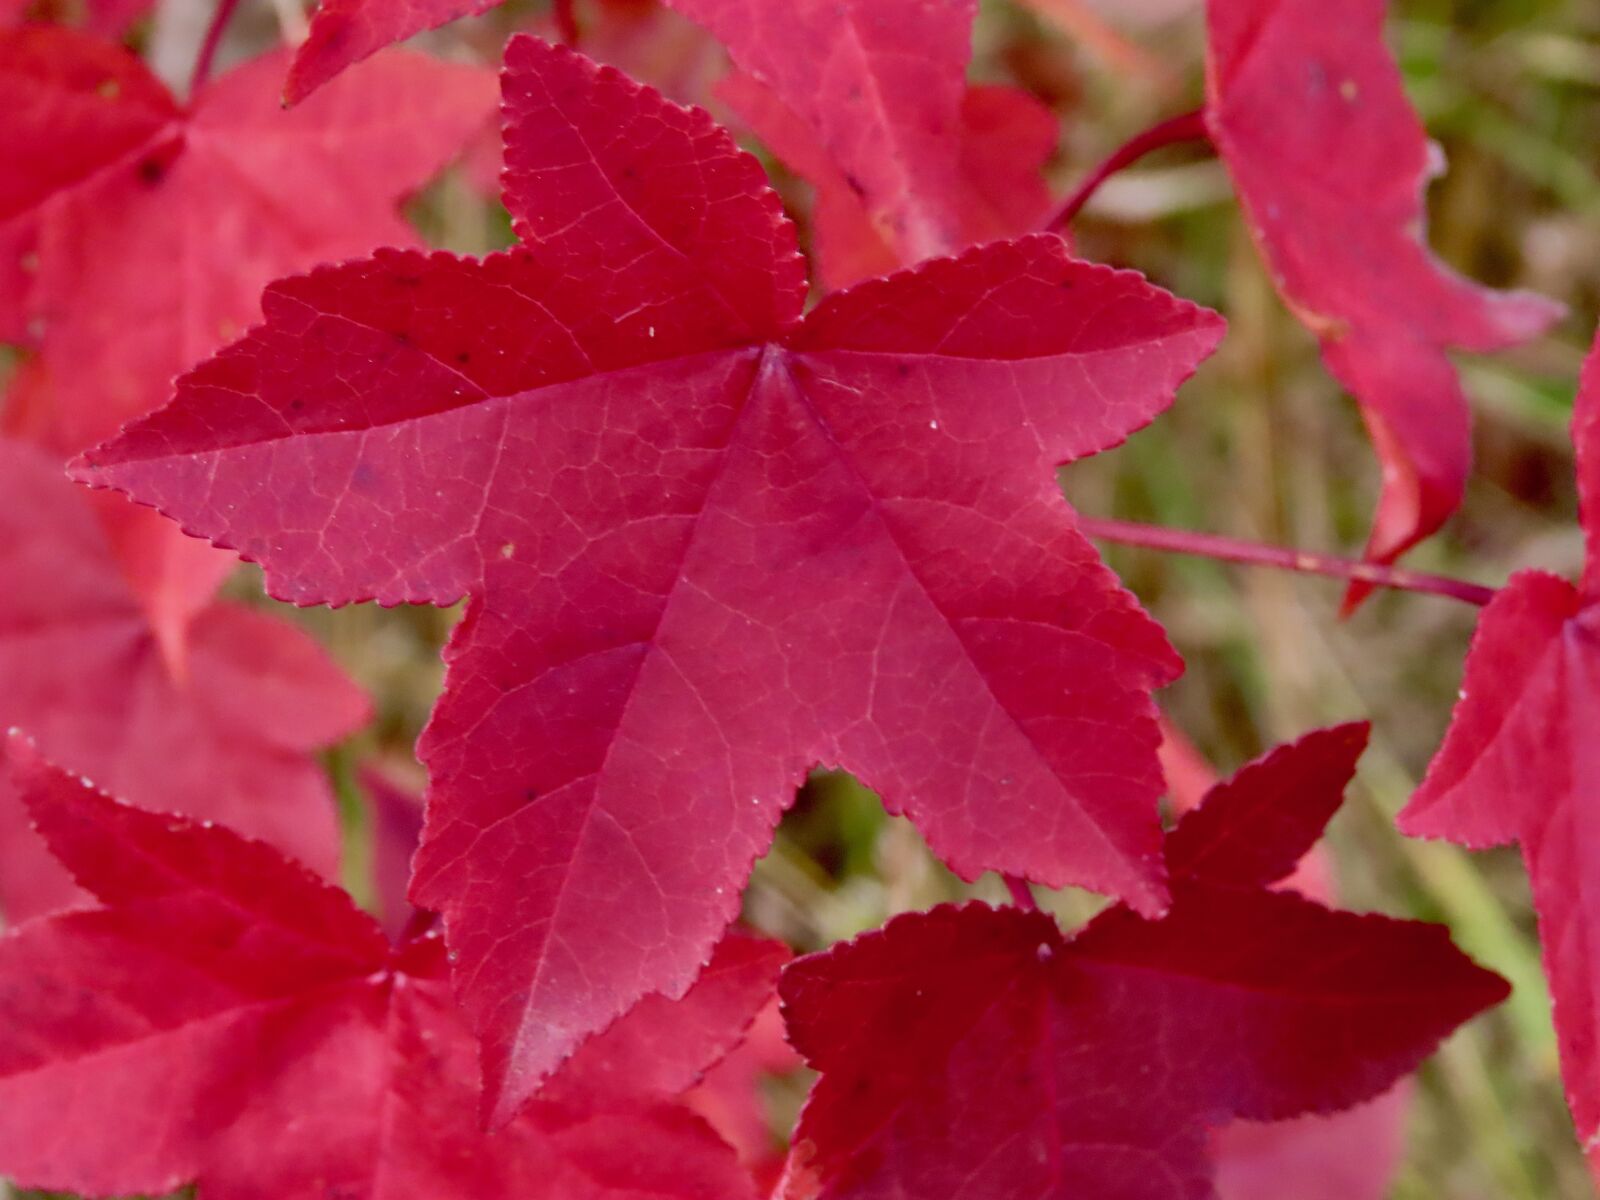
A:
[554, 0, 579, 44]
[1076, 516, 1496, 606]
[1043, 108, 1211, 233]
[190, 0, 242, 95]
[1004, 875, 1039, 911]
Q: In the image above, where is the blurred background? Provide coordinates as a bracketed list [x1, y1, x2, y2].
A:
[5, 0, 1599, 1195]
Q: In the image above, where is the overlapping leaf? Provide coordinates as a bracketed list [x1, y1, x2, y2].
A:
[1204, 0, 1562, 577]
[669, 0, 1057, 287]
[717, 70, 1057, 290]
[78, 36, 1222, 1120]
[778, 725, 1505, 1199]
[0, 438, 367, 920]
[0, 24, 496, 455]
[1398, 329, 1600, 1178]
[0, 25, 490, 916]
[288, 0, 1055, 287]
[287, 0, 500, 103]
[0, 736, 785, 1199]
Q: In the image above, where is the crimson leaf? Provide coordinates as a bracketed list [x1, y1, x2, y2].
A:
[778, 724, 1505, 1199]
[76, 36, 1222, 1121]
[0, 734, 785, 1199]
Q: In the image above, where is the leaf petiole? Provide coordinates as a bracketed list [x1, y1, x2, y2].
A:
[190, 0, 243, 96]
[1043, 108, 1211, 233]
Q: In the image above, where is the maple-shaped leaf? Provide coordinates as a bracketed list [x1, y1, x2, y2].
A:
[669, 0, 1056, 281]
[1204, 0, 1562, 576]
[1397, 329, 1600, 1176]
[0, 735, 785, 1199]
[0, 24, 495, 455]
[0, 437, 367, 920]
[77, 35, 1222, 1120]
[777, 723, 1506, 1199]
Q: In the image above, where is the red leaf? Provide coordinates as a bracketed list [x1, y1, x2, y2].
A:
[76, 36, 1221, 1120]
[778, 728, 1505, 1199]
[0, 437, 367, 919]
[1398, 329, 1600, 1176]
[684, 999, 802, 1189]
[672, 0, 1057, 278]
[1163, 721, 1368, 889]
[287, 0, 498, 104]
[1210, 1086, 1410, 1200]
[0, 736, 781, 1199]
[361, 764, 428, 939]
[718, 71, 1058, 290]
[1203, 0, 1562, 574]
[0, 25, 495, 455]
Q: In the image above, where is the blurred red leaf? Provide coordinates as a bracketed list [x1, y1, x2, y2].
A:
[0, 438, 367, 920]
[777, 724, 1504, 1198]
[0, 24, 495, 455]
[719, 72, 1057, 290]
[671, 0, 1057, 284]
[287, 0, 498, 103]
[1399, 330, 1600, 1180]
[78, 36, 1221, 1122]
[0, 736, 783, 1198]
[684, 998, 803, 1190]
[361, 765, 428, 939]
[1204, 0, 1562, 578]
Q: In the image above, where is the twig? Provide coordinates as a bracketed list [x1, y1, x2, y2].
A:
[1076, 515, 1496, 606]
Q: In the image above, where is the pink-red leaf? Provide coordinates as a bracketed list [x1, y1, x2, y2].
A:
[77, 37, 1221, 1122]
[361, 764, 428, 939]
[286, 0, 498, 104]
[778, 729, 1505, 1199]
[0, 737, 780, 1199]
[1204, 0, 1562, 573]
[672, 0, 1056, 280]
[718, 71, 1058, 290]
[0, 438, 367, 919]
[0, 25, 495, 456]
[1398, 330, 1600, 1176]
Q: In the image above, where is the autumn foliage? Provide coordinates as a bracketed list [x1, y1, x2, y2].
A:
[0, 0, 1593, 1196]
